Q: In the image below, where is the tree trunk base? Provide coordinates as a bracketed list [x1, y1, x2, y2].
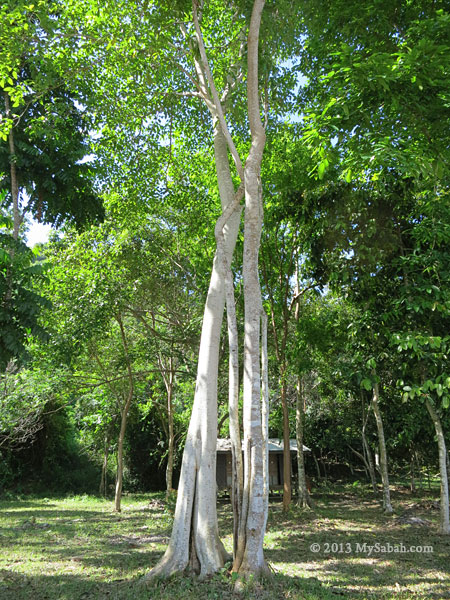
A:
[297, 495, 315, 510]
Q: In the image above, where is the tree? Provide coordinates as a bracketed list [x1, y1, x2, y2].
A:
[0, 1, 103, 368]
[67, 0, 291, 577]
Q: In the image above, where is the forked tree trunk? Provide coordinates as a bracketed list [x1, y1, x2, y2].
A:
[296, 376, 312, 508]
[146, 123, 241, 579]
[425, 397, 450, 534]
[371, 382, 393, 514]
[146, 0, 266, 580]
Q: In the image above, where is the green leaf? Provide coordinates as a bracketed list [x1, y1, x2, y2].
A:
[361, 378, 372, 391]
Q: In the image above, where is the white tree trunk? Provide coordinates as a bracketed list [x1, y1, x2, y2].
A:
[234, 0, 267, 577]
[425, 397, 450, 534]
[371, 382, 393, 514]
[147, 0, 266, 580]
[222, 219, 243, 558]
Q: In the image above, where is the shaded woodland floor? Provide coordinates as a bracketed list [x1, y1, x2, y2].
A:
[0, 486, 448, 599]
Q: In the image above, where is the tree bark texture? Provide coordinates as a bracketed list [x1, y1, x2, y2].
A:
[425, 397, 450, 534]
[371, 382, 393, 514]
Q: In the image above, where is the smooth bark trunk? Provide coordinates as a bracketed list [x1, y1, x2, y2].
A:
[147, 0, 266, 580]
[221, 190, 243, 559]
[425, 397, 450, 534]
[371, 383, 393, 514]
[234, 0, 268, 577]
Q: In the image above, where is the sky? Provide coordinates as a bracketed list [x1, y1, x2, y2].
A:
[26, 220, 52, 247]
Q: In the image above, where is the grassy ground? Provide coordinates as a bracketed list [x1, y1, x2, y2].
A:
[0, 485, 449, 599]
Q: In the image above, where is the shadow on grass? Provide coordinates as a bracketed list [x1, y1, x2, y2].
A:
[0, 568, 349, 600]
[263, 497, 449, 599]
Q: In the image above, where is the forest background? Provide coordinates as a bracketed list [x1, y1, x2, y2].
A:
[1, 0, 449, 546]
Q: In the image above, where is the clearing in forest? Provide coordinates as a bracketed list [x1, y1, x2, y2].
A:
[0, 487, 448, 599]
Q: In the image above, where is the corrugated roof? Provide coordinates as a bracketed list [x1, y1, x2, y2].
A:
[217, 438, 310, 452]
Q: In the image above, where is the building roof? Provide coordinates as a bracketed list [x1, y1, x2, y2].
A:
[217, 438, 310, 453]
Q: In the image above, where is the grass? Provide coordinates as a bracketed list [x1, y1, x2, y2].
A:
[0, 485, 449, 599]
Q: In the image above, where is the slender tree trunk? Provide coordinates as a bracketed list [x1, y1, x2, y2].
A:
[261, 311, 269, 511]
[221, 201, 243, 559]
[319, 449, 328, 483]
[362, 434, 378, 495]
[312, 452, 321, 481]
[281, 375, 292, 511]
[425, 397, 450, 534]
[296, 376, 312, 508]
[114, 316, 134, 513]
[371, 382, 393, 514]
[362, 399, 378, 495]
[410, 449, 416, 494]
[157, 351, 176, 497]
[165, 360, 175, 496]
[100, 444, 108, 497]
[100, 433, 112, 497]
[4, 94, 21, 241]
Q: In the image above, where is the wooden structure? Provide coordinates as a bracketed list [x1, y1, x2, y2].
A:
[216, 438, 310, 491]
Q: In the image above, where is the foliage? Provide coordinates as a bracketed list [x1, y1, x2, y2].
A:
[0, 214, 50, 369]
